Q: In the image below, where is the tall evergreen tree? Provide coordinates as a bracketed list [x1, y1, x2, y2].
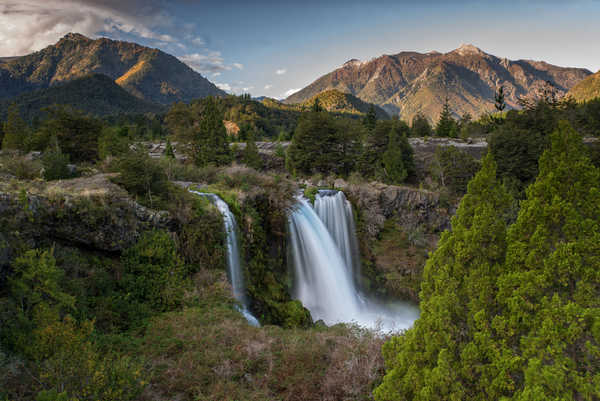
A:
[363, 104, 377, 131]
[381, 129, 407, 184]
[375, 154, 513, 401]
[411, 113, 433, 137]
[242, 131, 263, 170]
[2, 103, 29, 151]
[435, 97, 457, 137]
[492, 121, 600, 400]
[311, 97, 323, 113]
[194, 97, 232, 166]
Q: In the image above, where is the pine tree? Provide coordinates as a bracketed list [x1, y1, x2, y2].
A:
[363, 104, 377, 131]
[2, 103, 29, 151]
[411, 113, 433, 137]
[492, 121, 600, 400]
[242, 132, 263, 170]
[381, 129, 407, 184]
[311, 97, 323, 113]
[375, 153, 513, 401]
[435, 97, 457, 137]
[164, 139, 175, 159]
[195, 97, 232, 166]
[494, 86, 506, 112]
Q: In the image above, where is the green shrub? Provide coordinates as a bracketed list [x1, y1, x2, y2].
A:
[42, 144, 72, 181]
[114, 149, 168, 207]
[121, 230, 189, 314]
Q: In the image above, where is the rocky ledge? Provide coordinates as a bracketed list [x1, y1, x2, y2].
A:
[0, 174, 175, 267]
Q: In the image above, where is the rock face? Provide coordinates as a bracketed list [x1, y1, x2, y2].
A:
[0, 33, 225, 104]
[334, 180, 453, 239]
[285, 44, 591, 122]
[0, 174, 175, 268]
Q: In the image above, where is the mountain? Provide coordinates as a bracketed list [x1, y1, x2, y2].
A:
[263, 90, 388, 119]
[567, 70, 600, 102]
[0, 73, 165, 121]
[0, 33, 225, 104]
[285, 44, 592, 122]
[299, 90, 388, 118]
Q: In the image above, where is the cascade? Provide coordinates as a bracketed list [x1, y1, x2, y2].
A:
[288, 191, 418, 332]
[190, 190, 260, 327]
[314, 190, 361, 286]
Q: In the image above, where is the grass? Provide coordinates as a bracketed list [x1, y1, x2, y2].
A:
[135, 269, 386, 401]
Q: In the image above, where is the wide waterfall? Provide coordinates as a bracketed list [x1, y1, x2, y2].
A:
[190, 191, 260, 327]
[288, 191, 418, 332]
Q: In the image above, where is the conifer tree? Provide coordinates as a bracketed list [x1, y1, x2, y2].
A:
[381, 129, 407, 184]
[164, 139, 175, 159]
[311, 97, 323, 113]
[363, 104, 377, 131]
[375, 153, 513, 401]
[242, 131, 263, 170]
[411, 113, 433, 137]
[435, 97, 457, 137]
[492, 121, 600, 400]
[2, 103, 29, 151]
[195, 97, 232, 166]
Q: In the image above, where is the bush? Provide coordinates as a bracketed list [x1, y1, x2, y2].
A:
[42, 144, 72, 181]
[114, 149, 169, 207]
[121, 230, 189, 313]
[431, 146, 481, 194]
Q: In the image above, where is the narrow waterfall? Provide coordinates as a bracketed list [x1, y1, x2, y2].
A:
[288, 191, 419, 332]
[314, 190, 362, 286]
[190, 190, 260, 327]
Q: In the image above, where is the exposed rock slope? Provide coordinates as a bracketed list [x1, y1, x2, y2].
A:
[0, 33, 225, 104]
[286, 44, 591, 122]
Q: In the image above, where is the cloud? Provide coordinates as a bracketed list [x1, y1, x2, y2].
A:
[264, 84, 273, 90]
[283, 88, 300, 98]
[276, 68, 287, 75]
[179, 51, 229, 74]
[216, 82, 232, 92]
[233, 62, 244, 70]
[191, 37, 206, 46]
[0, 0, 175, 56]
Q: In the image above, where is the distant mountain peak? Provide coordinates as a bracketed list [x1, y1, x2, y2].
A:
[343, 59, 364, 68]
[452, 43, 486, 56]
[60, 32, 91, 42]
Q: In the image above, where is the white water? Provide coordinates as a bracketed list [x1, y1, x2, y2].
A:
[288, 192, 419, 332]
[314, 190, 362, 286]
[190, 191, 260, 327]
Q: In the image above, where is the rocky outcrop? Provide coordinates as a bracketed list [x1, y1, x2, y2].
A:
[330, 179, 454, 238]
[0, 174, 175, 267]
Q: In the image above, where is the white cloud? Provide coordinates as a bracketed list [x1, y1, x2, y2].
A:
[179, 51, 229, 74]
[264, 84, 273, 90]
[216, 82, 232, 92]
[0, 0, 175, 56]
[283, 88, 300, 98]
[233, 62, 244, 70]
[191, 37, 205, 46]
[276, 68, 287, 75]
[212, 72, 221, 77]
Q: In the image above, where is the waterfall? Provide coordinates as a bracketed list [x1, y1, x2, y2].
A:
[314, 190, 362, 286]
[190, 190, 260, 327]
[288, 191, 419, 332]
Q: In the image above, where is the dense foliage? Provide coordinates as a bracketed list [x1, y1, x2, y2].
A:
[375, 122, 600, 400]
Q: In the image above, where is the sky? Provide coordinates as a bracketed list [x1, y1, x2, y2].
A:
[1, 0, 599, 99]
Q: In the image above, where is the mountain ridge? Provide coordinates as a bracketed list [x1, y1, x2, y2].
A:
[0, 33, 225, 104]
[285, 45, 592, 122]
